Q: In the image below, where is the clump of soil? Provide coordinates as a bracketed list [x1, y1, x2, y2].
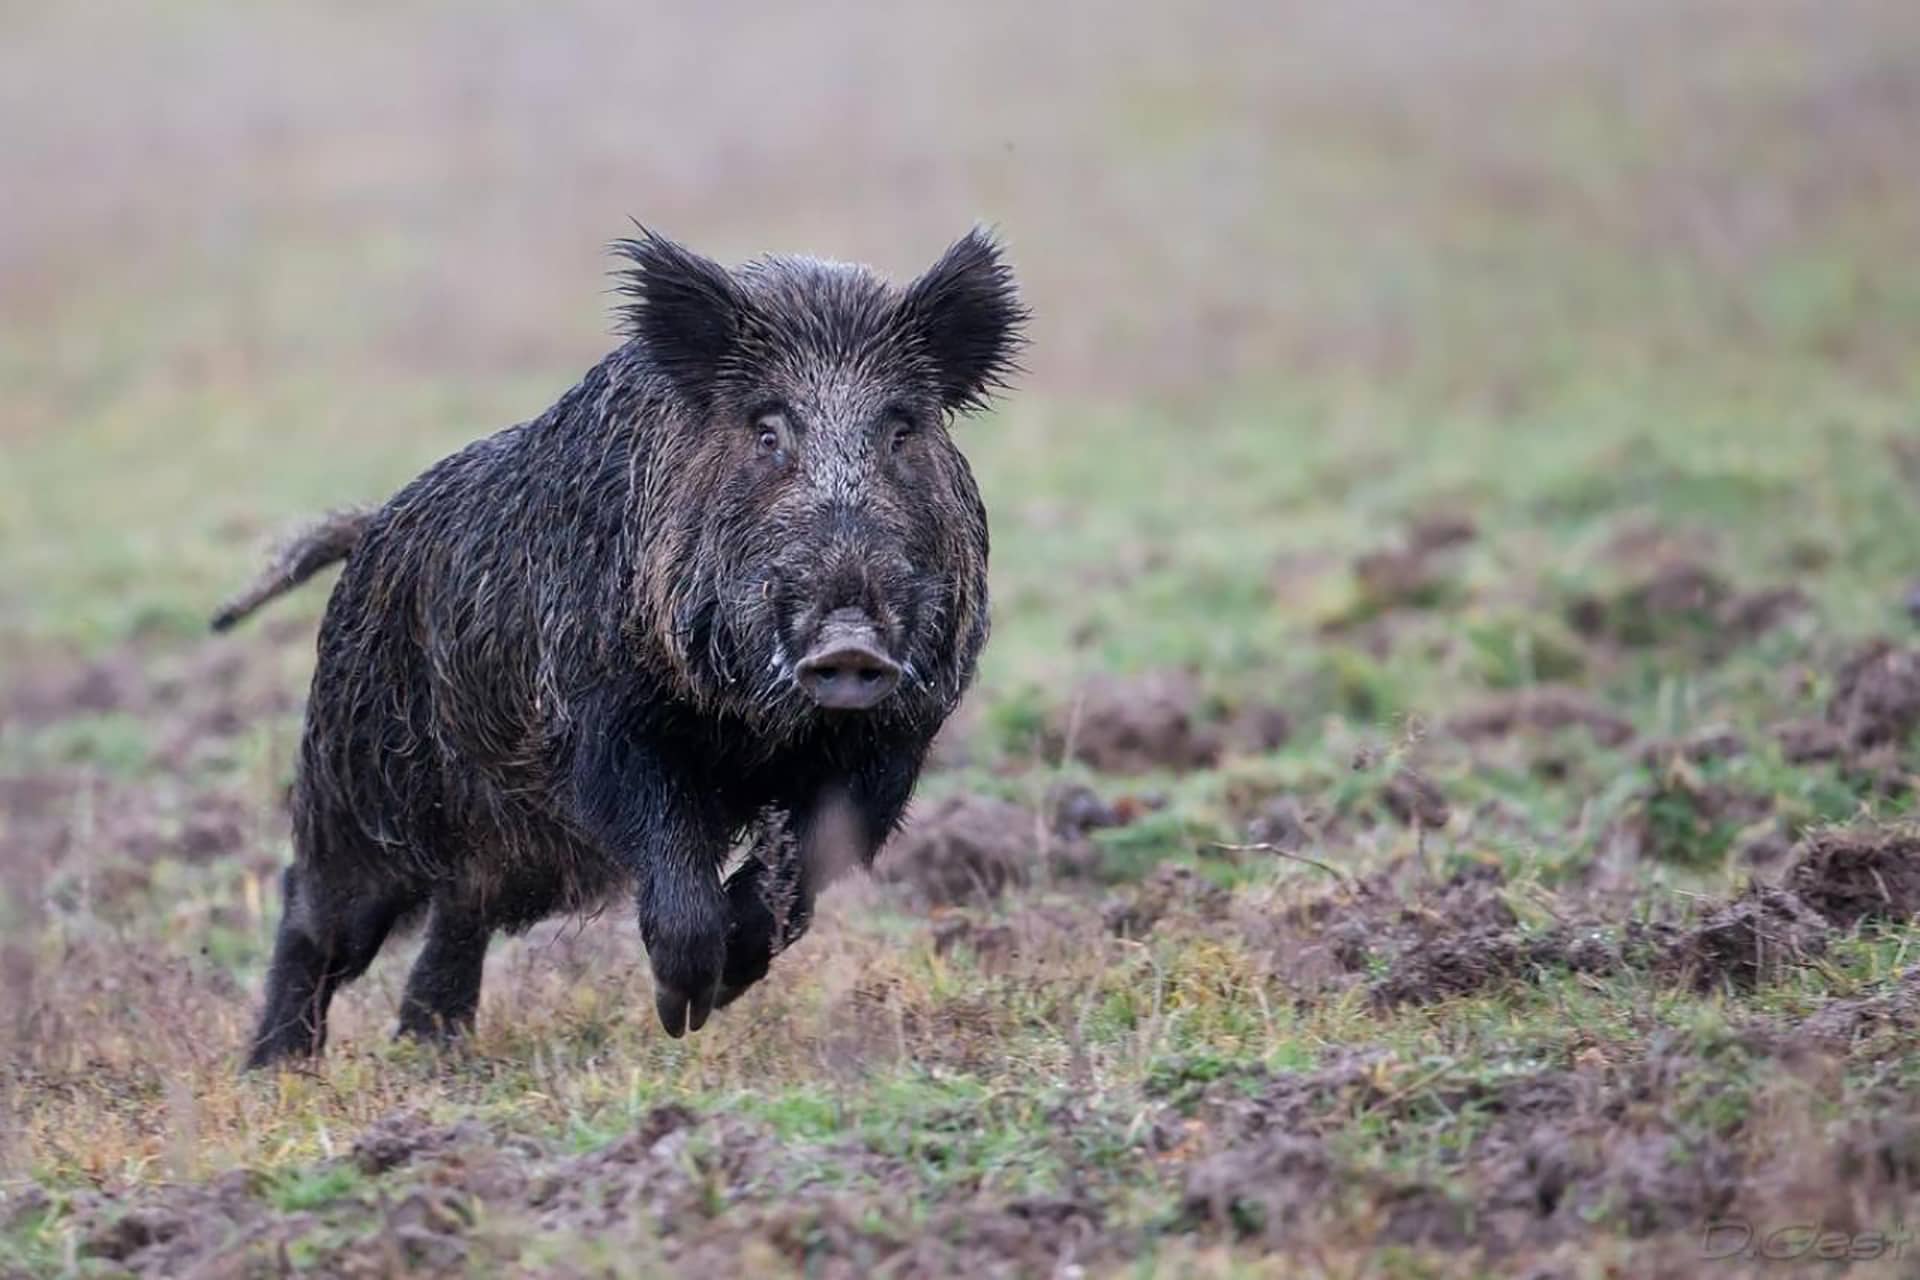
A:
[1664, 886, 1830, 991]
[1827, 641, 1920, 752]
[1369, 925, 1626, 1008]
[1785, 822, 1920, 927]
[1381, 768, 1450, 829]
[1350, 547, 1453, 613]
[1635, 727, 1745, 768]
[1792, 969, 1920, 1053]
[1044, 780, 1164, 841]
[1241, 794, 1320, 851]
[1261, 861, 1525, 992]
[1775, 718, 1846, 764]
[1568, 559, 1806, 655]
[1569, 559, 1730, 646]
[1467, 1048, 1746, 1246]
[1042, 670, 1291, 774]
[1044, 671, 1220, 774]
[1104, 862, 1232, 938]
[1047, 781, 1119, 838]
[1625, 769, 1773, 868]
[1170, 1042, 1758, 1254]
[1341, 511, 1478, 620]
[1720, 586, 1810, 638]
[931, 903, 1093, 974]
[878, 794, 1050, 907]
[1445, 687, 1634, 748]
[350, 1111, 487, 1176]
[931, 915, 1020, 969]
[1407, 511, 1479, 552]
[874, 1196, 1108, 1277]
[1220, 700, 1294, 756]
[1181, 1132, 1340, 1242]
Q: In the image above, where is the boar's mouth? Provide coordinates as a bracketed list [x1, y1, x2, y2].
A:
[792, 608, 903, 711]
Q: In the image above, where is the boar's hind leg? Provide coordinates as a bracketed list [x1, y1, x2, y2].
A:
[244, 864, 421, 1070]
[395, 899, 492, 1044]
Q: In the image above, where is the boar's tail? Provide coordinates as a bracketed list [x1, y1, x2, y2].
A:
[210, 507, 373, 632]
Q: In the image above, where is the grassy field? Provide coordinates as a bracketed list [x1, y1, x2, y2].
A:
[6, 1, 1920, 1275]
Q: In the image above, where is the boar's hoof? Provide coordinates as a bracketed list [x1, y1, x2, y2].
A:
[655, 981, 717, 1038]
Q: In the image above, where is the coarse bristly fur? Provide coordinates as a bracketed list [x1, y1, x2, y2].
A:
[235, 225, 1025, 1068]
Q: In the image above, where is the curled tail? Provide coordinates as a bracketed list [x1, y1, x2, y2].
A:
[210, 507, 373, 631]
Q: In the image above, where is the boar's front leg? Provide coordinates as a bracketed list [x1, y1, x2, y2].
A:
[715, 824, 810, 1008]
[571, 716, 731, 1038]
[716, 748, 926, 1009]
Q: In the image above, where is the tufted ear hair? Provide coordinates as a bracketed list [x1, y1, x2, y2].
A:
[896, 227, 1028, 414]
[613, 226, 744, 404]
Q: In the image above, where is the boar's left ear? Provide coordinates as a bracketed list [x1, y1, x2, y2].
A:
[613, 226, 744, 404]
[898, 227, 1028, 414]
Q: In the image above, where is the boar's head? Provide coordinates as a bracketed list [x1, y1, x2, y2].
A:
[617, 226, 1025, 741]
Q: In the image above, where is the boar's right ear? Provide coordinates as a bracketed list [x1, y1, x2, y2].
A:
[613, 227, 743, 404]
[899, 227, 1028, 414]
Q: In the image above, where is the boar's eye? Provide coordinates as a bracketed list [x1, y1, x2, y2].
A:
[754, 410, 793, 465]
[887, 411, 919, 455]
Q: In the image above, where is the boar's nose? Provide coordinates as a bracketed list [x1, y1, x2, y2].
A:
[796, 610, 902, 710]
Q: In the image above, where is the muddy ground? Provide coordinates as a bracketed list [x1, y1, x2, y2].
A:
[9, 596, 1920, 1276]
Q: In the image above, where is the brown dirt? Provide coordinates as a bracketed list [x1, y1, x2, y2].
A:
[1167, 1040, 1765, 1258]
[1240, 793, 1321, 851]
[1406, 511, 1479, 553]
[1103, 862, 1232, 939]
[0, 768, 278, 931]
[1468, 1048, 1747, 1250]
[1, 639, 299, 748]
[1567, 559, 1807, 656]
[1775, 717, 1847, 763]
[1720, 586, 1811, 639]
[1256, 861, 1529, 996]
[1664, 886, 1830, 992]
[1635, 727, 1746, 768]
[1785, 822, 1920, 927]
[1043, 671, 1286, 774]
[1169, 1052, 1479, 1250]
[1827, 640, 1920, 752]
[1043, 670, 1220, 774]
[875, 794, 1050, 908]
[1790, 968, 1920, 1054]
[1568, 559, 1730, 645]
[1042, 780, 1166, 841]
[1623, 768, 1774, 868]
[1219, 700, 1294, 757]
[1444, 687, 1635, 748]
[1361, 878, 1835, 1006]
[1350, 546, 1453, 612]
[1380, 768, 1450, 829]
[1368, 924, 1629, 1008]
[1338, 512, 1478, 622]
[930, 902, 1097, 976]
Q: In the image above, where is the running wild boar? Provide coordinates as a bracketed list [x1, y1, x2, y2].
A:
[218, 226, 1024, 1067]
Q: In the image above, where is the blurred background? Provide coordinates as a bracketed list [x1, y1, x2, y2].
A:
[5, 0, 1917, 669]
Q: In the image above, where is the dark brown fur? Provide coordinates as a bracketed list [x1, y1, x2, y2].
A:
[236, 226, 1024, 1067]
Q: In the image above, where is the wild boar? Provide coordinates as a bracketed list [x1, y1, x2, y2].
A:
[223, 226, 1024, 1067]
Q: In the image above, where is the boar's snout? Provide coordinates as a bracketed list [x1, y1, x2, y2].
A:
[795, 608, 902, 710]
